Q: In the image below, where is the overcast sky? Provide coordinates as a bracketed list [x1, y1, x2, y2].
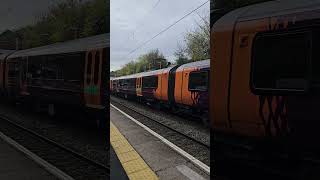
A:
[110, 0, 209, 71]
[0, 0, 64, 33]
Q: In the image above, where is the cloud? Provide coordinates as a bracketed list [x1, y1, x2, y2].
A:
[110, 0, 209, 71]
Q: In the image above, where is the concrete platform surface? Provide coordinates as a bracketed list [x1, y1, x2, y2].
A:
[0, 137, 58, 180]
[110, 105, 210, 180]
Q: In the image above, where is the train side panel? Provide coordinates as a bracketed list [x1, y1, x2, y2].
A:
[160, 69, 170, 101]
[229, 19, 270, 137]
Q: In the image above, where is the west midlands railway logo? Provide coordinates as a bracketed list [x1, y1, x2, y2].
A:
[84, 86, 98, 95]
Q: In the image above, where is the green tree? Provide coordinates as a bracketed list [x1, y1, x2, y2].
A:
[174, 12, 210, 64]
[0, 0, 109, 50]
[113, 49, 167, 76]
[137, 49, 167, 71]
[174, 42, 189, 65]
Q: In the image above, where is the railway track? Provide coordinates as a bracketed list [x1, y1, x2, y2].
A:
[0, 114, 109, 180]
[110, 99, 210, 166]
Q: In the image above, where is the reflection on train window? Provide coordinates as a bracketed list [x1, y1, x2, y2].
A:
[125, 78, 135, 88]
[252, 31, 311, 90]
[189, 71, 208, 91]
[87, 52, 93, 83]
[94, 52, 100, 84]
[28, 56, 43, 79]
[143, 76, 158, 88]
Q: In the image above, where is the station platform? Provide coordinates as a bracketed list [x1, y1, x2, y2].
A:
[0, 134, 58, 180]
[110, 104, 210, 180]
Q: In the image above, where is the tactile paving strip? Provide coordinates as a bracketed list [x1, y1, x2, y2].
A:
[110, 122, 158, 180]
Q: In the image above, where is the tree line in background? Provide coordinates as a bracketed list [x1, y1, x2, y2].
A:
[0, 0, 108, 50]
[110, 49, 168, 77]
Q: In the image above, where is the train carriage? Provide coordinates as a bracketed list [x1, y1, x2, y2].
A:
[211, 0, 320, 177]
[112, 59, 210, 123]
[174, 60, 209, 112]
[1, 34, 109, 129]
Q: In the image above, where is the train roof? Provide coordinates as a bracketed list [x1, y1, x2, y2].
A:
[177, 59, 210, 70]
[113, 59, 210, 80]
[8, 33, 109, 58]
[113, 66, 176, 80]
[213, 0, 320, 31]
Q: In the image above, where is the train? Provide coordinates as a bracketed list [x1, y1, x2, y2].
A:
[110, 59, 210, 124]
[211, 0, 320, 178]
[0, 33, 109, 130]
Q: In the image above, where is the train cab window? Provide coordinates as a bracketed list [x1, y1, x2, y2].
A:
[251, 31, 312, 92]
[86, 52, 93, 83]
[189, 71, 208, 91]
[142, 76, 158, 88]
[94, 52, 100, 84]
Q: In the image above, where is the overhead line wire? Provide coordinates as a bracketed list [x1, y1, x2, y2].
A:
[124, 0, 209, 58]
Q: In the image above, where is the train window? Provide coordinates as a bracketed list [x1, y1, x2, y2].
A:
[87, 52, 93, 84]
[44, 56, 58, 79]
[189, 71, 208, 91]
[60, 53, 83, 81]
[94, 52, 100, 84]
[251, 31, 312, 93]
[125, 78, 135, 88]
[143, 76, 158, 88]
[28, 56, 43, 79]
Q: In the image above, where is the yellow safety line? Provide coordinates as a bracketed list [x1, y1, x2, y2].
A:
[110, 121, 158, 180]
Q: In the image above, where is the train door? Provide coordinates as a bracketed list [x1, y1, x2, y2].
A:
[19, 57, 28, 95]
[168, 65, 178, 105]
[84, 50, 102, 109]
[181, 68, 193, 106]
[136, 77, 142, 96]
[228, 19, 270, 136]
